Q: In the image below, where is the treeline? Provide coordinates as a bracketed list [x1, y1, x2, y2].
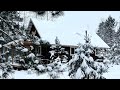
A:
[97, 16, 120, 48]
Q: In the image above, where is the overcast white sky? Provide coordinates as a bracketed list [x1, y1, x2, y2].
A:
[22, 11, 120, 32]
[20, 11, 120, 47]
[51, 11, 120, 32]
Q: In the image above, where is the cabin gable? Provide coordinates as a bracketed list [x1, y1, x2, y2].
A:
[28, 19, 41, 38]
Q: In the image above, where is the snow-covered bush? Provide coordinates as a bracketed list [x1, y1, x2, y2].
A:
[48, 71, 59, 79]
[94, 62, 108, 74]
[0, 63, 14, 79]
[46, 65, 53, 72]
[110, 55, 120, 65]
[47, 56, 68, 79]
[58, 63, 68, 72]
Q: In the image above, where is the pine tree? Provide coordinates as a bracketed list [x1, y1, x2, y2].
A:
[0, 11, 23, 42]
[97, 21, 106, 40]
[115, 27, 120, 47]
[109, 26, 120, 64]
[0, 11, 22, 32]
[97, 16, 116, 47]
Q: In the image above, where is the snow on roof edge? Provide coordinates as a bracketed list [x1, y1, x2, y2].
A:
[30, 18, 110, 48]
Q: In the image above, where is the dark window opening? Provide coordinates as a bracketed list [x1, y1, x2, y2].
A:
[34, 46, 41, 55]
[71, 48, 74, 54]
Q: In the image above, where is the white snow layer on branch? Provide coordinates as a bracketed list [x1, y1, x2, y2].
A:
[49, 51, 55, 58]
[47, 66, 53, 72]
[3, 39, 23, 47]
[21, 48, 28, 52]
[34, 60, 39, 64]
[37, 65, 46, 71]
[34, 41, 40, 45]
[0, 29, 14, 42]
[0, 44, 2, 48]
[0, 36, 5, 41]
[0, 16, 13, 23]
[69, 55, 78, 65]
[27, 53, 35, 58]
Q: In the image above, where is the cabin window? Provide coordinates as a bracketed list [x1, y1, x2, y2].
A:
[35, 46, 41, 55]
[38, 46, 41, 54]
[71, 48, 75, 54]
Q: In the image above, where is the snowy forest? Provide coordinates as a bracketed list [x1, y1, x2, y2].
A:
[0, 11, 120, 79]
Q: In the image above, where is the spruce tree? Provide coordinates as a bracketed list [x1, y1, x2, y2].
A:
[68, 31, 107, 79]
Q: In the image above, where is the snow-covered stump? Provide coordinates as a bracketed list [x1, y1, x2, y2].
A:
[27, 69, 32, 74]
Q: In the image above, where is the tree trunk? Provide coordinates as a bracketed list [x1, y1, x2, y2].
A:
[11, 46, 14, 64]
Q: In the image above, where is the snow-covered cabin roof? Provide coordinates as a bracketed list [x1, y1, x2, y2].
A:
[28, 18, 110, 48]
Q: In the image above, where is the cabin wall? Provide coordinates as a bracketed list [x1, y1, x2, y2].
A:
[62, 45, 77, 57]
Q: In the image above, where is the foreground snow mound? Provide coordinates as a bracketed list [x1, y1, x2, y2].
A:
[13, 70, 50, 79]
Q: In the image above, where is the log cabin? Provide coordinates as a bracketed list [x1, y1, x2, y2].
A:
[26, 18, 110, 59]
[0, 18, 110, 63]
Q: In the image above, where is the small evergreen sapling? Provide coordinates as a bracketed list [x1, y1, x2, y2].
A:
[50, 36, 69, 63]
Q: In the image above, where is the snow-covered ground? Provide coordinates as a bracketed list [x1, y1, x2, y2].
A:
[12, 70, 50, 79]
[11, 62, 70, 79]
[12, 70, 70, 79]
[103, 64, 120, 79]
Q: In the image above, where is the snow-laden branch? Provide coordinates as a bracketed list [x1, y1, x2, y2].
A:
[0, 16, 13, 24]
[0, 29, 17, 45]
